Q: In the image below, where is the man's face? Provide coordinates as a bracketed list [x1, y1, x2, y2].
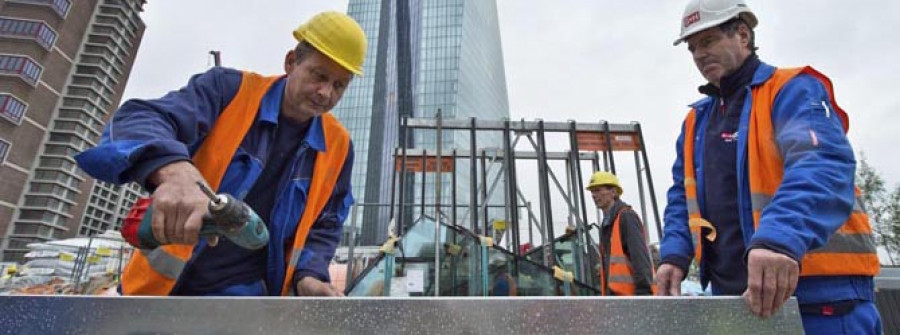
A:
[686, 25, 750, 87]
[282, 48, 352, 123]
[589, 186, 616, 210]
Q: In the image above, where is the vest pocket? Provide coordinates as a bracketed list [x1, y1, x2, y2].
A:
[219, 148, 263, 199]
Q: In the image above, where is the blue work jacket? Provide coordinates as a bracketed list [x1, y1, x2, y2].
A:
[75, 67, 354, 295]
[659, 62, 873, 304]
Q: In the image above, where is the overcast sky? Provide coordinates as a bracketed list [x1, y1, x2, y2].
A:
[124, 1, 900, 242]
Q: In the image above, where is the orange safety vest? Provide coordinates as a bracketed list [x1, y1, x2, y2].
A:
[682, 67, 879, 277]
[120, 71, 352, 296]
[599, 206, 657, 296]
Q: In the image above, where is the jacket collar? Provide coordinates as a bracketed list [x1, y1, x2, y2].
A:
[698, 54, 761, 98]
[749, 61, 776, 87]
[688, 60, 776, 110]
[260, 76, 327, 153]
[602, 199, 628, 227]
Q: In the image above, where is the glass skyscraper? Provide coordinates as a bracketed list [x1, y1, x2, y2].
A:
[335, 0, 510, 245]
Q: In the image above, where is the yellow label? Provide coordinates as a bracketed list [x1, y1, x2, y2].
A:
[493, 219, 506, 231]
[87, 256, 101, 264]
[59, 253, 74, 262]
[6, 264, 16, 274]
[96, 247, 112, 256]
[446, 244, 461, 256]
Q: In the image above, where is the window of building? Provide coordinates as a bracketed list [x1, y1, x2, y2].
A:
[0, 54, 42, 85]
[0, 18, 58, 50]
[0, 138, 9, 164]
[0, 94, 26, 124]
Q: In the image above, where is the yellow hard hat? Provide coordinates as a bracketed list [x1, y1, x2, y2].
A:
[585, 171, 623, 195]
[293, 11, 367, 75]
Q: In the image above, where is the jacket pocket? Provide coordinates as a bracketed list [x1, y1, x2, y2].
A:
[219, 148, 263, 199]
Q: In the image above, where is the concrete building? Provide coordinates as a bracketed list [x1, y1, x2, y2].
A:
[335, 0, 510, 245]
[0, 0, 146, 262]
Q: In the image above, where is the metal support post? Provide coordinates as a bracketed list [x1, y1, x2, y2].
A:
[504, 120, 521, 259]
[389, 148, 399, 225]
[434, 111, 443, 297]
[452, 149, 458, 227]
[536, 120, 556, 267]
[602, 120, 616, 174]
[635, 151, 650, 239]
[346, 204, 360, 283]
[469, 118, 478, 233]
[569, 121, 594, 286]
[398, 117, 410, 237]
[480, 149, 489, 235]
[634, 123, 662, 240]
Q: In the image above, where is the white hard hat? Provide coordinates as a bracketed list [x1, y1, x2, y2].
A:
[673, 0, 758, 46]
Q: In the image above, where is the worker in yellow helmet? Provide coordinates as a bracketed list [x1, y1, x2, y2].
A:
[76, 11, 366, 296]
[585, 171, 655, 296]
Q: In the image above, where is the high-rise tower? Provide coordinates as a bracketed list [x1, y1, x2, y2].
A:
[0, 0, 147, 261]
[335, 0, 510, 245]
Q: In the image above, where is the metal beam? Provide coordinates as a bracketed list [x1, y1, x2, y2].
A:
[397, 149, 601, 161]
[404, 118, 639, 133]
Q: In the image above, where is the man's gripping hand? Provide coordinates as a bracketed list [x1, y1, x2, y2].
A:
[743, 248, 799, 318]
[655, 263, 685, 296]
[147, 161, 210, 246]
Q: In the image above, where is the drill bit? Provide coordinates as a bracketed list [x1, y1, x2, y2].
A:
[196, 181, 220, 204]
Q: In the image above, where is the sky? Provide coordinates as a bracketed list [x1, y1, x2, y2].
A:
[123, 1, 900, 243]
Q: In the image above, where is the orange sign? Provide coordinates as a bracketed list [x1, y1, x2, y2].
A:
[395, 155, 455, 172]
[576, 132, 641, 151]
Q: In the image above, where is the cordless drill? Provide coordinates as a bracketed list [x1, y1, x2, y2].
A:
[121, 182, 269, 250]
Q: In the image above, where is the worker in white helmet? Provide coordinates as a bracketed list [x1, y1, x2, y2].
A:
[76, 12, 367, 297]
[657, 0, 881, 333]
[586, 171, 655, 296]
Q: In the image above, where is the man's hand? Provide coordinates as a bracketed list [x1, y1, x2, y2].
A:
[296, 276, 344, 297]
[655, 263, 685, 296]
[743, 248, 799, 318]
[147, 161, 209, 246]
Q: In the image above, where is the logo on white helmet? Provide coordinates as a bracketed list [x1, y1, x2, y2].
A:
[683, 11, 701, 28]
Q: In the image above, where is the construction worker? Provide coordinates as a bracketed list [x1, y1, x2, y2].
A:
[656, 0, 882, 333]
[75, 11, 366, 297]
[586, 171, 655, 296]
[489, 252, 517, 296]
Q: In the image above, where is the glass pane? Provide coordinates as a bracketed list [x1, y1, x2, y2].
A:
[346, 219, 598, 297]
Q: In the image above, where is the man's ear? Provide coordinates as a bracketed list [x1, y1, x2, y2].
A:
[284, 50, 295, 74]
[738, 24, 751, 47]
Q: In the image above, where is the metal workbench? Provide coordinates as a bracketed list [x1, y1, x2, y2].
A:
[0, 296, 803, 334]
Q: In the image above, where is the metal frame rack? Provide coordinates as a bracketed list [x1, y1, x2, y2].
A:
[345, 115, 661, 293]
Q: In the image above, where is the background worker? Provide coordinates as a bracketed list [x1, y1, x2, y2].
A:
[586, 171, 655, 296]
[656, 0, 881, 333]
[75, 11, 366, 297]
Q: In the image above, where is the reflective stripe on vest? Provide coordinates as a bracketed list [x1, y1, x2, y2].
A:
[143, 247, 186, 279]
[599, 206, 657, 296]
[680, 66, 879, 279]
[682, 114, 718, 265]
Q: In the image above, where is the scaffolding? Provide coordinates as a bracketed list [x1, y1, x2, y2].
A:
[345, 115, 661, 295]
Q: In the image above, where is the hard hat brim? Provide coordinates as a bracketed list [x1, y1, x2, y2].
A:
[294, 32, 364, 76]
[673, 11, 758, 46]
[585, 183, 623, 196]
